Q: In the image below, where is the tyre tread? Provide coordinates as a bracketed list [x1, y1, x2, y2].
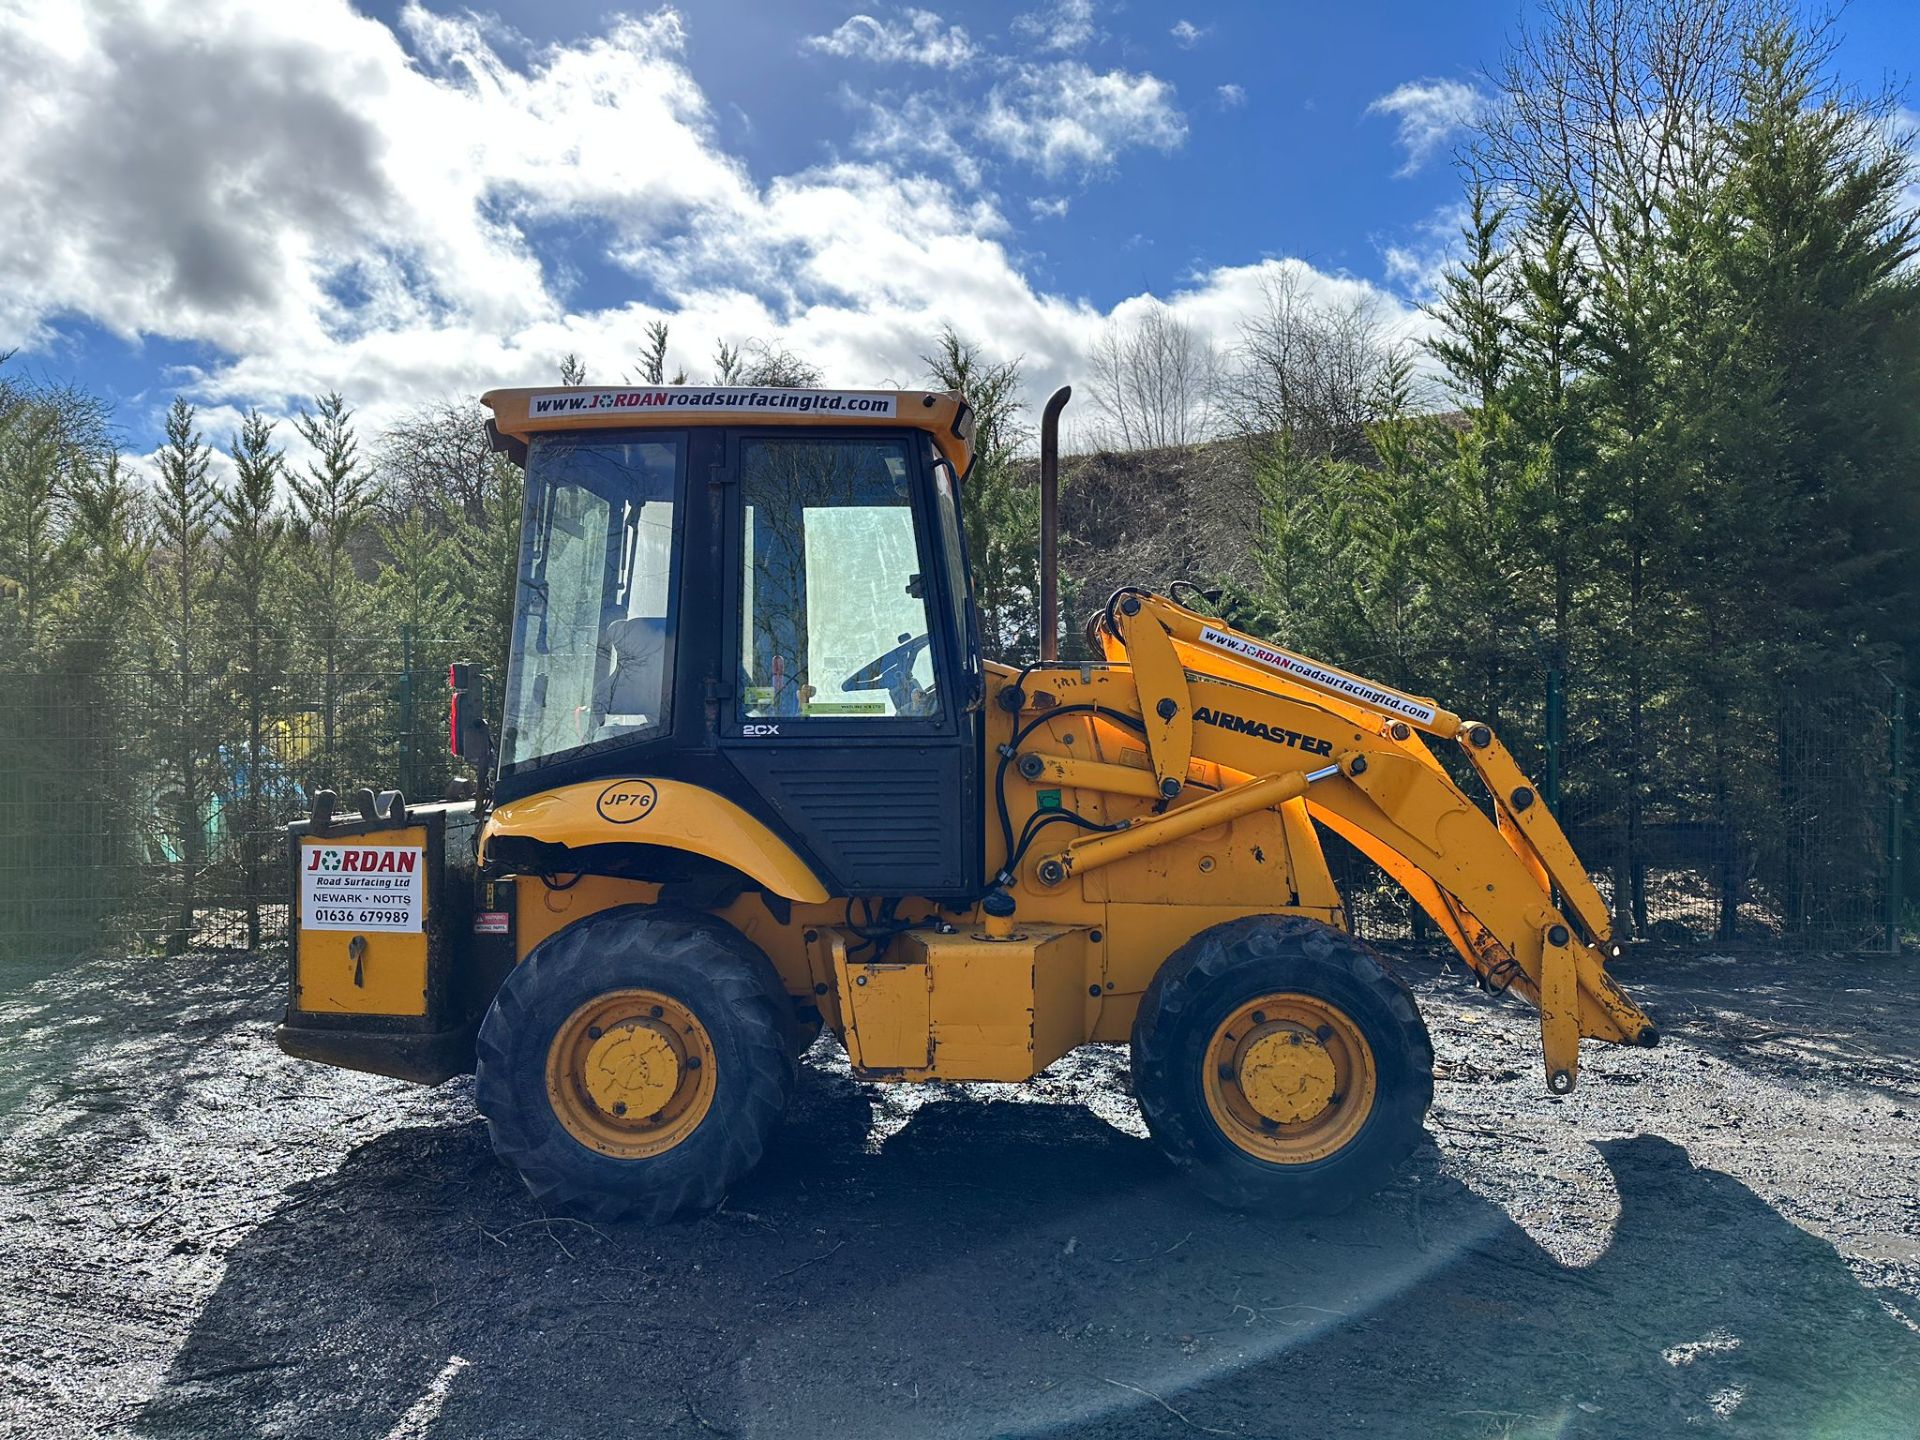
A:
[1130, 916, 1433, 1214]
[475, 904, 796, 1223]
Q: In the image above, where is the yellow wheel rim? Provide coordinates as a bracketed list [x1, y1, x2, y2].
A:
[546, 989, 717, 1159]
[1202, 993, 1376, 1164]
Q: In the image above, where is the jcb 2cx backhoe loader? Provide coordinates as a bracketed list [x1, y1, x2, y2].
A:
[280, 382, 1657, 1221]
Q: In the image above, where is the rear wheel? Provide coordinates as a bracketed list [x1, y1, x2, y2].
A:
[1130, 916, 1432, 1213]
[475, 905, 796, 1222]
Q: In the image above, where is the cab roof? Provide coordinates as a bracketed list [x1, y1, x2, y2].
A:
[482, 384, 975, 478]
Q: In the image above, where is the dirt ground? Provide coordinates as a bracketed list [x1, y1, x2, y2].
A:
[1, 944, 1917, 1440]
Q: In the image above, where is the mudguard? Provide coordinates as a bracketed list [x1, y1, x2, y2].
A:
[478, 778, 830, 904]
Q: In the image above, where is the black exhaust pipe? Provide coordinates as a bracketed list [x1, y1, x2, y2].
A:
[1039, 385, 1071, 662]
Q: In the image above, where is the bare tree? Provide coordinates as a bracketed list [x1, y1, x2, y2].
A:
[557, 352, 586, 385]
[379, 400, 506, 528]
[1223, 268, 1408, 462]
[1476, 0, 1777, 256]
[713, 338, 823, 388]
[1086, 300, 1219, 451]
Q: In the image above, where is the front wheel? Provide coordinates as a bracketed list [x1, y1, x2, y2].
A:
[475, 905, 796, 1222]
[1130, 916, 1433, 1213]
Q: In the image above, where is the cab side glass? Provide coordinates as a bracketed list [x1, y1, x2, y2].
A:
[738, 438, 941, 721]
[929, 455, 983, 708]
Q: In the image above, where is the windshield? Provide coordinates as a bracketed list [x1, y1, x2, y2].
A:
[500, 432, 683, 770]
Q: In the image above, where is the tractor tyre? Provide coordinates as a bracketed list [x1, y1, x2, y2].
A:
[475, 904, 796, 1223]
[1130, 915, 1433, 1214]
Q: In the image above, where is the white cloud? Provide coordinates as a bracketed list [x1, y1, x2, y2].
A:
[1367, 77, 1485, 177]
[1217, 83, 1246, 109]
[1029, 196, 1071, 219]
[806, 9, 975, 69]
[1380, 202, 1469, 300]
[1013, 0, 1096, 53]
[842, 87, 984, 188]
[1894, 106, 1920, 217]
[826, 5, 1186, 186]
[1170, 20, 1208, 48]
[981, 62, 1186, 177]
[0, 0, 1421, 457]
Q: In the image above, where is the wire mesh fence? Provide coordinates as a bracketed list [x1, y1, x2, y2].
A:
[0, 640, 1907, 970]
[1335, 666, 1908, 952]
[0, 635, 480, 971]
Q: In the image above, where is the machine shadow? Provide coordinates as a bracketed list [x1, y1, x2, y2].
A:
[135, 1064, 1920, 1440]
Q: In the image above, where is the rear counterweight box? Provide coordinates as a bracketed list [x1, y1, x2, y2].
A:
[278, 801, 513, 1084]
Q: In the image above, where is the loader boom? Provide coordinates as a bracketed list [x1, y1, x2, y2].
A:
[1036, 589, 1656, 1091]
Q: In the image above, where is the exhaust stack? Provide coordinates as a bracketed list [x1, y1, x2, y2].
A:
[1039, 385, 1071, 662]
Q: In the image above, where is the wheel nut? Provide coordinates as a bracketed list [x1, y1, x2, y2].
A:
[587, 1026, 603, 1040]
[612, 1102, 627, 1116]
[650, 1005, 664, 1018]
[1315, 1024, 1333, 1042]
[1251, 1011, 1266, 1024]
[1218, 1064, 1235, 1080]
[687, 1056, 702, 1070]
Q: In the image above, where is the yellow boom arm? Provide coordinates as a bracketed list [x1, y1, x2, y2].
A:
[1038, 591, 1656, 1092]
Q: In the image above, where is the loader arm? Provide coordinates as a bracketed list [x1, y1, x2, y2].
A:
[1038, 592, 1656, 1092]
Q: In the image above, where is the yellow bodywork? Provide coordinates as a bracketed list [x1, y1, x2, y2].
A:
[831, 925, 1091, 1080]
[484, 596, 1654, 1094]
[482, 779, 829, 903]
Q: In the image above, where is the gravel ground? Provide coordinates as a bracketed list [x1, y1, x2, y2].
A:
[1, 944, 1917, 1439]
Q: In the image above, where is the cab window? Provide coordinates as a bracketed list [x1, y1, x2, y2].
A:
[738, 437, 940, 721]
[500, 433, 682, 769]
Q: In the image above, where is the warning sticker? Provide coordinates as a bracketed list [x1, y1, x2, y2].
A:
[473, 911, 511, 935]
[300, 843, 425, 933]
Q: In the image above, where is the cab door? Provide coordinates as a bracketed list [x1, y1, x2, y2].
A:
[718, 430, 981, 897]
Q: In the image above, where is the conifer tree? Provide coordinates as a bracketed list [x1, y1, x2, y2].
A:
[1507, 189, 1595, 677]
[1428, 186, 1514, 417]
[290, 393, 374, 789]
[149, 398, 218, 952]
[217, 409, 291, 945]
[922, 327, 1035, 658]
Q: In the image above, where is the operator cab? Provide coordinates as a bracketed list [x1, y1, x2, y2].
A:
[481, 386, 985, 898]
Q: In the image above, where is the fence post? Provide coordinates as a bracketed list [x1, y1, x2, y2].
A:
[1891, 683, 1906, 954]
[1544, 667, 1564, 816]
[399, 625, 416, 800]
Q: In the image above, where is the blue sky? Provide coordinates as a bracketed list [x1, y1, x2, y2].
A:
[1, 0, 1915, 459]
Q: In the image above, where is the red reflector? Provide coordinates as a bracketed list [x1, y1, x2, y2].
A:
[449, 692, 462, 757]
